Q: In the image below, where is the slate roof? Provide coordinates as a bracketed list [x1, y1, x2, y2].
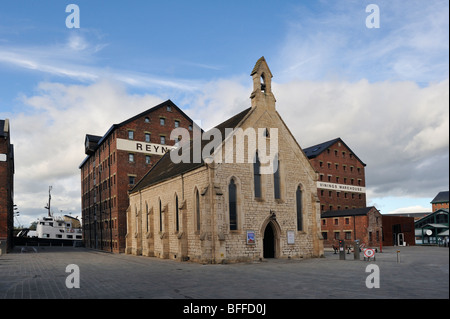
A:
[303, 137, 366, 166]
[321, 206, 378, 218]
[0, 119, 8, 137]
[431, 191, 449, 204]
[130, 107, 253, 194]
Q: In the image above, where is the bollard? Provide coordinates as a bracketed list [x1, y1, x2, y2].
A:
[397, 250, 400, 263]
[354, 240, 360, 260]
[339, 240, 346, 260]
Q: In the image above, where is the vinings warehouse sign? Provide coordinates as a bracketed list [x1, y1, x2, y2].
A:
[116, 139, 175, 156]
[317, 182, 365, 193]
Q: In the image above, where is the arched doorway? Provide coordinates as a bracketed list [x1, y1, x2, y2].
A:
[263, 223, 275, 258]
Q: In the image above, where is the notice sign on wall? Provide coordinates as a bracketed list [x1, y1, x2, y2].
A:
[0, 154, 6, 162]
[287, 231, 295, 244]
[116, 138, 175, 156]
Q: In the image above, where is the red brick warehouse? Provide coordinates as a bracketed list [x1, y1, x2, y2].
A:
[79, 100, 195, 253]
[304, 137, 367, 212]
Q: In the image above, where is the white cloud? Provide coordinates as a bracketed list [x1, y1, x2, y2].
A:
[7, 73, 449, 227]
[382, 205, 432, 215]
[186, 75, 449, 200]
[275, 0, 449, 84]
[10, 80, 164, 224]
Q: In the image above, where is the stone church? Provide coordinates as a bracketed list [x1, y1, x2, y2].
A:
[126, 57, 324, 263]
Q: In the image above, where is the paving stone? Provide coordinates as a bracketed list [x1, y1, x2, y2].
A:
[0, 245, 448, 299]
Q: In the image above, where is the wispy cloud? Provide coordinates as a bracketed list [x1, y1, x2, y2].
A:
[0, 32, 204, 92]
[275, 0, 449, 84]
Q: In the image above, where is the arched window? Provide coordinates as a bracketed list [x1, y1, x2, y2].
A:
[135, 206, 139, 234]
[159, 199, 163, 232]
[296, 186, 303, 231]
[254, 152, 261, 198]
[274, 154, 281, 199]
[229, 179, 237, 230]
[175, 194, 180, 232]
[145, 202, 149, 232]
[195, 189, 200, 231]
[260, 74, 266, 92]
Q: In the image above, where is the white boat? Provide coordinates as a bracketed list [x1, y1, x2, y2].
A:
[35, 215, 82, 241]
[30, 186, 82, 242]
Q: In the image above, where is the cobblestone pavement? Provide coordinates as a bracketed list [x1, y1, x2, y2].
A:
[0, 245, 448, 299]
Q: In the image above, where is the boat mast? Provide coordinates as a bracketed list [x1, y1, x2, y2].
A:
[45, 186, 52, 217]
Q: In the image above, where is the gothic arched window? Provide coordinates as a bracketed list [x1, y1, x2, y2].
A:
[159, 199, 163, 232]
[229, 179, 237, 230]
[296, 186, 303, 231]
[254, 152, 261, 198]
[274, 154, 281, 199]
[195, 189, 200, 231]
[175, 194, 180, 232]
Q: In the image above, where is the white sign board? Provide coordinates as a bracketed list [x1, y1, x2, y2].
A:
[316, 182, 366, 193]
[116, 138, 175, 156]
[287, 231, 295, 244]
[0, 154, 7, 162]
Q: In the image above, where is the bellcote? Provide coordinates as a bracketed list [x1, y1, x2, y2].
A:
[250, 56, 276, 111]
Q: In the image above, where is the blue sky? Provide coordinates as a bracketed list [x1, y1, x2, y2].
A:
[0, 1, 448, 226]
